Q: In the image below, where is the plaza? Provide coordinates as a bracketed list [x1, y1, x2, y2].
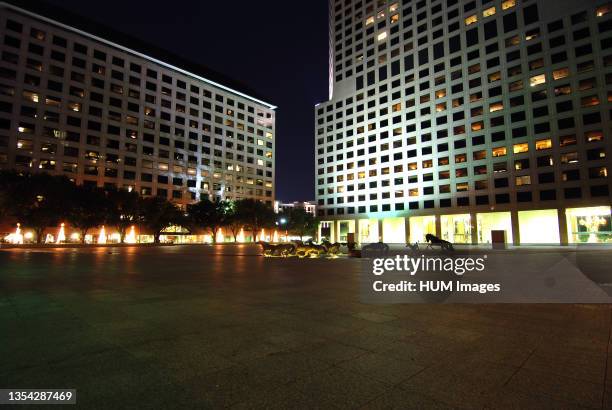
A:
[1, 244, 612, 408]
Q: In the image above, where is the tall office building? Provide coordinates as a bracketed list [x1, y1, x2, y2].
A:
[315, 0, 612, 245]
[0, 1, 276, 209]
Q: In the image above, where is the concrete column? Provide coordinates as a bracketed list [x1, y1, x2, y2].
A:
[330, 221, 336, 243]
[511, 210, 521, 246]
[435, 215, 442, 238]
[354, 218, 360, 245]
[557, 208, 568, 245]
[378, 219, 384, 242]
[335, 220, 342, 243]
[404, 217, 411, 244]
[469, 212, 478, 245]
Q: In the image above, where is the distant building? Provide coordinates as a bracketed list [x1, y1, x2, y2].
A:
[274, 200, 317, 215]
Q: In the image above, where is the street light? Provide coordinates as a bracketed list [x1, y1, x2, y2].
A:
[279, 218, 288, 242]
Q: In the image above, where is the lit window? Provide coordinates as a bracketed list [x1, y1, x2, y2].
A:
[391, 14, 399, 23]
[455, 154, 467, 163]
[471, 121, 484, 131]
[581, 95, 600, 107]
[391, 103, 401, 112]
[22, 90, 39, 103]
[483, 6, 496, 17]
[492, 147, 507, 157]
[502, 0, 516, 10]
[435, 89, 446, 98]
[409, 188, 418, 196]
[377, 11, 385, 19]
[530, 74, 546, 87]
[552, 68, 570, 80]
[490, 102, 504, 112]
[16, 139, 33, 150]
[596, 3, 612, 17]
[561, 152, 579, 164]
[586, 131, 603, 143]
[456, 182, 469, 191]
[435, 103, 446, 112]
[389, 2, 399, 12]
[516, 176, 531, 186]
[513, 143, 529, 154]
[525, 28, 540, 41]
[377, 32, 387, 41]
[473, 150, 487, 160]
[488, 72, 501, 83]
[535, 139, 552, 150]
[560, 135, 577, 147]
[465, 14, 478, 25]
[506, 35, 520, 47]
[366, 16, 374, 26]
[67, 101, 81, 112]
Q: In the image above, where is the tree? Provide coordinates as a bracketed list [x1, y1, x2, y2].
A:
[140, 196, 184, 244]
[225, 201, 244, 242]
[187, 198, 230, 244]
[107, 188, 140, 243]
[286, 208, 319, 241]
[0, 172, 71, 243]
[66, 185, 108, 244]
[234, 198, 276, 242]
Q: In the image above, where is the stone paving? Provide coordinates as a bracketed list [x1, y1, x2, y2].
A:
[0, 245, 611, 409]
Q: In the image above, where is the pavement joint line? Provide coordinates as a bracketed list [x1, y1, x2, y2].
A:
[501, 345, 537, 388]
[601, 306, 612, 410]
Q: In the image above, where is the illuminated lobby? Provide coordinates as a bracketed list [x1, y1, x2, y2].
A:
[319, 206, 612, 245]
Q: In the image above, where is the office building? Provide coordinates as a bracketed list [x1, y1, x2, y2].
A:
[0, 1, 276, 209]
[315, 0, 612, 244]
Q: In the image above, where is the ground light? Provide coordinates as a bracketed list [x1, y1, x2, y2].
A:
[98, 226, 106, 244]
[4, 223, 24, 244]
[125, 226, 137, 244]
[56, 223, 65, 244]
[236, 228, 245, 243]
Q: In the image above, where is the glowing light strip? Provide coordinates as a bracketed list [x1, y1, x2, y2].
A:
[1, 2, 277, 110]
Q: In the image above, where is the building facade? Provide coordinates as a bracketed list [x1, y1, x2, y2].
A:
[316, 0, 612, 245]
[0, 2, 276, 209]
[274, 200, 317, 215]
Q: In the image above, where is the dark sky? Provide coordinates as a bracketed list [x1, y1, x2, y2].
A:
[44, 0, 330, 202]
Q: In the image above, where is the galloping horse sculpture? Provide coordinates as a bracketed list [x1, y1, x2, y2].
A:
[425, 234, 454, 251]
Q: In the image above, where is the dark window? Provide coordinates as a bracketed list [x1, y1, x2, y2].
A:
[523, 4, 539, 25]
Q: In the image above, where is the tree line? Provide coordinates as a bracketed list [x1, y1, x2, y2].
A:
[0, 171, 318, 244]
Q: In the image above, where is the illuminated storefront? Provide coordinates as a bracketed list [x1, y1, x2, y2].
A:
[337, 220, 355, 242]
[518, 209, 560, 244]
[408, 215, 436, 244]
[477, 212, 513, 244]
[440, 214, 472, 244]
[382, 217, 406, 244]
[566, 206, 611, 243]
[358, 219, 379, 243]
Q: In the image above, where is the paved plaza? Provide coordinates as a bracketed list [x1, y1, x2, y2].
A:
[1, 245, 611, 408]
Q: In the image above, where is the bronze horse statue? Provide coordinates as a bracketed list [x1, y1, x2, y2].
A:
[321, 239, 344, 255]
[258, 241, 295, 257]
[425, 234, 454, 251]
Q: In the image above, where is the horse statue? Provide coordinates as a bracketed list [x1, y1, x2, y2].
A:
[321, 239, 343, 255]
[406, 241, 419, 252]
[258, 241, 296, 257]
[294, 242, 326, 257]
[425, 234, 454, 251]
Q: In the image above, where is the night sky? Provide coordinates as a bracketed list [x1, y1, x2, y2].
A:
[44, 0, 330, 202]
